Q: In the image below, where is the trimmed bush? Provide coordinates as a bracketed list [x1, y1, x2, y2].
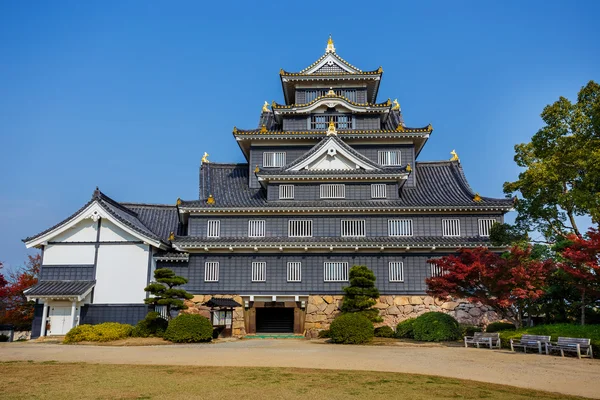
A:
[396, 318, 416, 339]
[329, 313, 374, 344]
[132, 312, 168, 338]
[498, 323, 600, 353]
[163, 314, 213, 343]
[485, 322, 516, 333]
[317, 329, 331, 338]
[412, 312, 461, 342]
[460, 324, 483, 337]
[0, 334, 9, 342]
[64, 323, 133, 343]
[374, 326, 395, 338]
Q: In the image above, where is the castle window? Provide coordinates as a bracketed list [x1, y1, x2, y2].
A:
[341, 220, 366, 237]
[320, 184, 345, 199]
[289, 220, 313, 237]
[263, 152, 286, 168]
[324, 262, 349, 282]
[429, 262, 446, 277]
[371, 184, 387, 199]
[248, 220, 265, 237]
[279, 185, 294, 199]
[204, 262, 219, 282]
[388, 219, 413, 237]
[251, 262, 266, 282]
[310, 114, 353, 130]
[287, 262, 302, 282]
[304, 89, 357, 103]
[478, 218, 496, 237]
[389, 262, 404, 282]
[206, 220, 220, 238]
[378, 150, 402, 166]
[442, 219, 461, 237]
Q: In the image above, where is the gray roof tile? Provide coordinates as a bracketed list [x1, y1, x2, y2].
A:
[25, 280, 95, 296]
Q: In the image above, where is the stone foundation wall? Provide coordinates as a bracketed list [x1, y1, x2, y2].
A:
[182, 294, 246, 337]
[304, 295, 499, 338]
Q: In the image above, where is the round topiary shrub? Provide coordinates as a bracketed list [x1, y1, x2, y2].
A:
[317, 329, 331, 338]
[329, 313, 374, 344]
[460, 324, 483, 337]
[164, 314, 213, 343]
[64, 323, 133, 343]
[485, 322, 516, 333]
[374, 326, 395, 338]
[0, 334, 9, 342]
[412, 312, 461, 342]
[396, 318, 416, 338]
[132, 312, 169, 338]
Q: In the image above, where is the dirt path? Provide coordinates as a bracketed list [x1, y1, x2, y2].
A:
[1, 340, 599, 399]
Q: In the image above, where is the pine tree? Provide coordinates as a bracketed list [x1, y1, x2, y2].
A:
[340, 265, 382, 323]
[144, 268, 193, 320]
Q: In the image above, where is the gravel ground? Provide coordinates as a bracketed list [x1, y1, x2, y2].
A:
[1, 339, 598, 399]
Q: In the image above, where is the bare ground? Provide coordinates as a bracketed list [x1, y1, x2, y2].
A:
[1, 339, 598, 399]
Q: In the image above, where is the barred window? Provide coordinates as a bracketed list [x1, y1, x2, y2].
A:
[378, 150, 402, 166]
[263, 152, 286, 167]
[389, 262, 404, 282]
[341, 220, 366, 237]
[206, 220, 220, 238]
[430, 262, 445, 277]
[287, 262, 302, 282]
[324, 262, 349, 282]
[289, 220, 313, 237]
[251, 262, 266, 282]
[279, 185, 294, 200]
[388, 219, 413, 237]
[248, 220, 265, 237]
[204, 262, 219, 282]
[304, 89, 357, 103]
[442, 219, 461, 237]
[478, 218, 496, 237]
[371, 184, 387, 199]
[310, 114, 353, 129]
[320, 184, 345, 199]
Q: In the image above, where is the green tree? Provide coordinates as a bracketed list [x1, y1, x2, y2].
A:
[340, 265, 382, 323]
[144, 268, 193, 320]
[503, 80, 600, 242]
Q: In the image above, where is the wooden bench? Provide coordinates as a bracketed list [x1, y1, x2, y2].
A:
[464, 332, 501, 349]
[510, 334, 551, 354]
[545, 337, 594, 359]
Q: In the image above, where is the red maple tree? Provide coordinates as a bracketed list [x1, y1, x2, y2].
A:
[0, 254, 40, 330]
[426, 246, 554, 328]
[558, 228, 600, 325]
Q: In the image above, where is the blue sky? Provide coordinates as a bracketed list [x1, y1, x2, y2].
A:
[1, 1, 598, 268]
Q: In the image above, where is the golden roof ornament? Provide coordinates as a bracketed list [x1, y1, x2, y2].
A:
[201, 152, 210, 164]
[392, 99, 400, 111]
[262, 101, 271, 113]
[176, 197, 182, 206]
[168, 231, 175, 241]
[326, 119, 337, 136]
[473, 193, 482, 202]
[386, 98, 391, 106]
[260, 124, 267, 133]
[396, 123, 405, 132]
[254, 165, 260, 174]
[326, 87, 335, 96]
[233, 126, 237, 133]
[427, 123, 433, 131]
[406, 163, 412, 172]
[206, 194, 215, 205]
[325, 34, 336, 53]
[377, 66, 383, 74]
[450, 150, 459, 162]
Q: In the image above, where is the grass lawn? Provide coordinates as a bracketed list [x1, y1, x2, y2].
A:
[0, 362, 589, 400]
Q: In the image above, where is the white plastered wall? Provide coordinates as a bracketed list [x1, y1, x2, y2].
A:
[51, 218, 98, 242]
[99, 219, 139, 242]
[43, 244, 95, 265]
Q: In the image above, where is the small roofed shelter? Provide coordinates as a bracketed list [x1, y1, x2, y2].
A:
[204, 298, 241, 338]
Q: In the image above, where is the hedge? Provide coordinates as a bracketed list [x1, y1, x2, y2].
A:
[374, 326, 395, 338]
[132, 312, 168, 338]
[412, 312, 461, 342]
[396, 318, 416, 339]
[460, 324, 483, 337]
[64, 323, 133, 343]
[485, 322, 516, 333]
[329, 313, 374, 344]
[498, 324, 600, 353]
[163, 314, 213, 343]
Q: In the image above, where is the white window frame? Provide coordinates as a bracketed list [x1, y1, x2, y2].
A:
[204, 262, 219, 282]
[389, 262, 404, 282]
[429, 262, 445, 277]
[388, 219, 413, 237]
[263, 152, 286, 168]
[324, 262, 349, 282]
[287, 262, 302, 282]
[279, 184, 294, 200]
[478, 218, 496, 237]
[288, 220, 313, 237]
[251, 262, 266, 282]
[206, 220, 220, 238]
[442, 219, 461, 237]
[371, 183, 387, 199]
[341, 220, 366, 237]
[248, 220, 266, 237]
[320, 184, 345, 199]
[378, 150, 402, 166]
